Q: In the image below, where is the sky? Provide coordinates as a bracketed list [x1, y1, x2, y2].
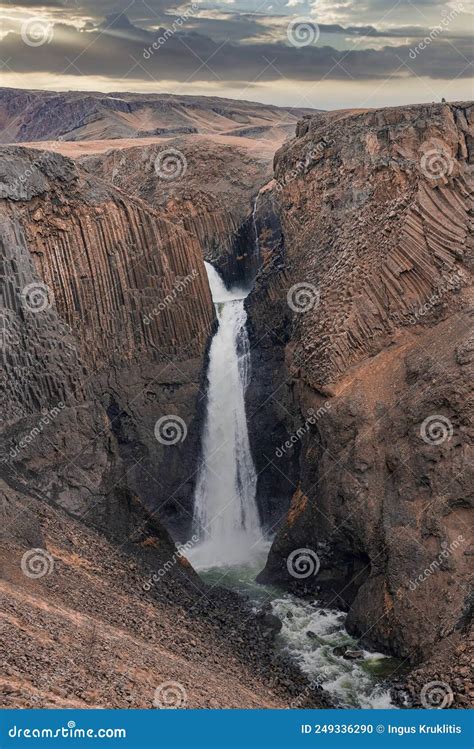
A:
[0, 0, 472, 109]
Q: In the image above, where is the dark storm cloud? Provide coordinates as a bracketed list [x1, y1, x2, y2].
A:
[2, 15, 472, 83]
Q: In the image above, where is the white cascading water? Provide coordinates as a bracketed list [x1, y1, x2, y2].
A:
[189, 262, 263, 568]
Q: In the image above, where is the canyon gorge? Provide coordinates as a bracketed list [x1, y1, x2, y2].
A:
[0, 89, 472, 710]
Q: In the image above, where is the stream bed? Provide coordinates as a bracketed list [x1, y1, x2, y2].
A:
[196, 554, 401, 710]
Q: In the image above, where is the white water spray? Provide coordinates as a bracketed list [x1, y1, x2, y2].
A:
[189, 262, 263, 568]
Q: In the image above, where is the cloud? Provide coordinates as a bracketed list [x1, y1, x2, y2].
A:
[1, 13, 471, 87]
[2, 0, 65, 6]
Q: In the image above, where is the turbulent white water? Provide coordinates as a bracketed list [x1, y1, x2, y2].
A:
[271, 596, 396, 709]
[189, 262, 263, 568]
[199, 559, 398, 709]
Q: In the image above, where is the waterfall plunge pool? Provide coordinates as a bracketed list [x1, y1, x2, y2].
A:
[193, 550, 402, 710]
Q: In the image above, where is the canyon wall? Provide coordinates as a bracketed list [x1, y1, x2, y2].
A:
[1, 145, 214, 537]
[79, 135, 277, 285]
[252, 103, 473, 673]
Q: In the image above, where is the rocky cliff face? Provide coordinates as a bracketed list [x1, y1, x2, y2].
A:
[0, 145, 214, 536]
[252, 103, 473, 682]
[78, 135, 279, 286]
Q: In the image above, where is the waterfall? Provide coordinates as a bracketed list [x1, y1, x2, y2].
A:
[252, 195, 260, 258]
[189, 262, 263, 568]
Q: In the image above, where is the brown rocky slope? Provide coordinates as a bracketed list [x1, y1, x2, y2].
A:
[251, 102, 473, 702]
[0, 88, 313, 143]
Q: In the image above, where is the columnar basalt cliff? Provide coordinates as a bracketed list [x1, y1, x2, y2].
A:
[78, 135, 280, 286]
[0, 149, 208, 605]
[252, 103, 473, 691]
[1, 146, 214, 533]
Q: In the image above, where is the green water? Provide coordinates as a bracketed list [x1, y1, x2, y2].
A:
[198, 558, 403, 709]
